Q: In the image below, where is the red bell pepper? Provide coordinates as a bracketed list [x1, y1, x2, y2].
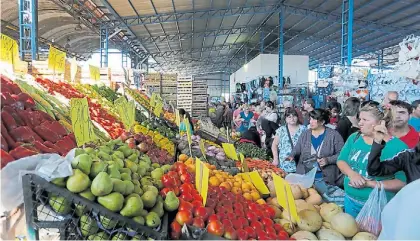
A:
[1, 150, 15, 169]
[2, 106, 24, 126]
[55, 135, 76, 154]
[1, 92, 15, 108]
[1, 122, 15, 148]
[34, 141, 58, 154]
[1, 111, 17, 131]
[43, 141, 64, 155]
[41, 121, 67, 137]
[1, 135, 8, 151]
[33, 125, 60, 143]
[9, 145, 38, 160]
[10, 126, 43, 143]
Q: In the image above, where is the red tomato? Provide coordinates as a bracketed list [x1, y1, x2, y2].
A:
[178, 201, 193, 212]
[278, 230, 289, 239]
[175, 210, 193, 225]
[194, 206, 209, 220]
[234, 203, 244, 211]
[237, 229, 248, 240]
[256, 230, 268, 240]
[226, 212, 236, 220]
[249, 203, 259, 212]
[253, 210, 264, 220]
[172, 186, 180, 196]
[208, 214, 219, 222]
[167, 171, 178, 179]
[207, 220, 224, 237]
[206, 198, 217, 209]
[246, 212, 258, 223]
[244, 226, 256, 239]
[232, 219, 243, 230]
[180, 192, 193, 202]
[179, 183, 194, 194]
[191, 200, 203, 210]
[223, 226, 238, 240]
[160, 187, 174, 198]
[192, 217, 205, 228]
[264, 206, 276, 219]
[237, 217, 249, 227]
[171, 220, 182, 239]
[273, 223, 284, 234]
[222, 219, 233, 229]
[193, 194, 203, 202]
[265, 226, 276, 236]
[261, 217, 274, 227]
[235, 209, 245, 218]
[250, 221, 263, 230]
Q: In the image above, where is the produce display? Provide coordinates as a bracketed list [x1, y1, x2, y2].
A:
[1, 75, 77, 168]
[238, 159, 286, 182]
[236, 142, 267, 160]
[48, 140, 174, 236]
[34, 77, 124, 139]
[92, 84, 121, 103]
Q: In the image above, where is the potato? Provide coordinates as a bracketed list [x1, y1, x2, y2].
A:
[297, 209, 323, 232]
[267, 180, 276, 197]
[291, 184, 303, 199]
[352, 232, 377, 240]
[308, 188, 318, 195]
[296, 200, 317, 212]
[278, 219, 297, 235]
[314, 205, 321, 213]
[322, 222, 332, 229]
[330, 213, 359, 238]
[316, 229, 345, 240]
[320, 203, 343, 222]
[306, 194, 323, 205]
[291, 231, 318, 240]
[268, 197, 281, 208]
[300, 186, 309, 199]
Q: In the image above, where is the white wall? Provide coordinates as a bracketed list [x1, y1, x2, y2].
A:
[230, 54, 309, 93]
[194, 73, 230, 98]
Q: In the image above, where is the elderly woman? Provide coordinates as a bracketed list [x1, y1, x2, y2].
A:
[272, 108, 307, 172]
[234, 104, 255, 133]
[289, 109, 344, 186]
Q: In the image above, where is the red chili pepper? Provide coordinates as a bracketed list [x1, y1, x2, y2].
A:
[33, 125, 60, 143]
[34, 141, 57, 154]
[9, 145, 38, 160]
[1, 150, 15, 169]
[1, 122, 16, 148]
[2, 106, 24, 126]
[10, 126, 43, 143]
[1, 111, 17, 131]
[1, 135, 8, 151]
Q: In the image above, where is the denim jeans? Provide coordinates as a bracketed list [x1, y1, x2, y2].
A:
[344, 195, 366, 218]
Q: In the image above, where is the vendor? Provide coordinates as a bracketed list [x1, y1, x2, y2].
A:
[179, 108, 194, 133]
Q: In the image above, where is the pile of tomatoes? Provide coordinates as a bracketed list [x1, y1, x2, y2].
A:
[164, 162, 294, 240]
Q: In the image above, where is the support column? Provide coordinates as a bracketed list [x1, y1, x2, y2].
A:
[341, 0, 354, 66]
[347, 0, 354, 66]
[260, 30, 265, 54]
[121, 48, 128, 68]
[278, 8, 284, 90]
[18, 0, 38, 60]
[100, 27, 109, 67]
[377, 49, 384, 69]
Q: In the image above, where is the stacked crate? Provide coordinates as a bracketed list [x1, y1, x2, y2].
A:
[63, 60, 82, 83]
[30, 60, 64, 81]
[177, 76, 193, 113]
[143, 73, 161, 95]
[192, 80, 208, 118]
[80, 67, 111, 86]
[161, 73, 177, 103]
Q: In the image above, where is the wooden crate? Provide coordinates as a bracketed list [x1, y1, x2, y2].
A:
[177, 75, 193, 82]
[30, 60, 64, 81]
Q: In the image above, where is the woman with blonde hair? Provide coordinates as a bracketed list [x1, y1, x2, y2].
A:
[337, 103, 409, 218]
[234, 104, 255, 133]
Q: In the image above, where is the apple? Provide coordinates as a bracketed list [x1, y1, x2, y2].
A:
[232, 219, 243, 230]
[207, 220, 224, 237]
[223, 226, 238, 240]
[244, 226, 256, 239]
[192, 217, 205, 229]
[236, 229, 248, 240]
[194, 206, 209, 220]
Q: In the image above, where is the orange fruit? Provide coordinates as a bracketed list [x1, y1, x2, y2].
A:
[187, 164, 195, 173]
[256, 199, 266, 205]
[250, 191, 260, 201]
[243, 192, 253, 201]
[231, 186, 242, 195]
[233, 182, 241, 188]
[186, 157, 194, 163]
[209, 177, 221, 187]
[219, 182, 231, 191]
[210, 165, 216, 170]
[241, 183, 252, 192]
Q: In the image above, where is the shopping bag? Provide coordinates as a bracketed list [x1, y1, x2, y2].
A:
[355, 181, 387, 236]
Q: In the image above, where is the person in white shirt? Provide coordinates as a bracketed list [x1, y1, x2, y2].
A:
[379, 178, 420, 240]
[261, 101, 278, 123]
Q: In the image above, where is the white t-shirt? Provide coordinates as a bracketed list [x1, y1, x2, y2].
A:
[379, 179, 420, 240]
[264, 112, 278, 123]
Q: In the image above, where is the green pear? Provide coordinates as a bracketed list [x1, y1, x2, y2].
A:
[133, 216, 145, 225]
[112, 151, 125, 160]
[108, 164, 121, 179]
[120, 195, 144, 217]
[75, 190, 96, 216]
[121, 173, 132, 181]
[138, 209, 148, 217]
[91, 172, 113, 196]
[111, 178, 126, 193]
[132, 180, 140, 186]
[80, 215, 99, 237]
[49, 195, 71, 215]
[137, 167, 147, 177]
[127, 153, 139, 163]
[66, 169, 91, 193]
[74, 148, 85, 157]
[151, 201, 164, 218]
[143, 185, 158, 196]
[119, 168, 132, 175]
[71, 154, 93, 175]
[88, 231, 109, 240]
[117, 146, 133, 157]
[97, 151, 111, 162]
[150, 168, 163, 180]
[141, 190, 157, 209]
[151, 163, 160, 169]
[131, 234, 146, 241]
[153, 179, 163, 189]
[123, 180, 135, 195]
[126, 193, 141, 199]
[134, 184, 143, 196]
[131, 173, 139, 180]
[98, 146, 112, 155]
[140, 155, 151, 164]
[90, 162, 108, 178]
[99, 215, 118, 229]
[51, 177, 66, 187]
[138, 161, 150, 170]
[113, 158, 124, 169]
[125, 160, 138, 173]
[111, 233, 128, 241]
[163, 191, 179, 211]
[84, 147, 95, 155]
[145, 212, 161, 228]
[80, 190, 95, 201]
[161, 164, 171, 173]
[98, 192, 124, 212]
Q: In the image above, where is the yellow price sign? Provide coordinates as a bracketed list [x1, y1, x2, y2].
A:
[239, 153, 248, 172]
[48, 45, 66, 74]
[249, 171, 270, 195]
[89, 65, 100, 81]
[153, 101, 163, 117]
[70, 98, 97, 146]
[199, 139, 207, 161]
[175, 109, 181, 127]
[195, 158, 209, 206]
[222, 143, 238, 161]
[272, 173, 300, 223]
[150, 93, 157, 107]
[0, 34, 19, 69]
[114, 97, 135, 130]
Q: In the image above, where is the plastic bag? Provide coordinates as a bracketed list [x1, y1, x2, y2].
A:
[0, 149, 75, 213]
[285, 167, 317, 188]
[355, 181, 387, 236]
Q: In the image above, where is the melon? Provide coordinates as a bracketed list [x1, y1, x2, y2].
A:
[297, 209, 323, 232]
[320, 203, 343, 222]
[291, 231, 318, 240]
[316, 229, 345, 240]
[330, 213, 358, 238]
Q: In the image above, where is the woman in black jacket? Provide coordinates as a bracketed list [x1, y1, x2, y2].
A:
[367, 121, 420, 184]
[336, 97, 360, 142]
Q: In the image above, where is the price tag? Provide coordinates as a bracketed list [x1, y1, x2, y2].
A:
[175, 109, 181, 127]
[272, 173, 299, 223]
[70, 57, 78, 82]
[239, 153, 248, 172]
[89, 65, 100, 81]
[195, 158, 209, 206]
[48, 45, 66, 74]
[70, 98, 97, 146]
[249, 171, 270, 195]
[153, 101, 163, 117]
[222, 143, 238, 161]
[0, 34, 17, 67]
[114, 97, 135, 130]
[199, 139, 207, 161]
[150, 93, 157, 107]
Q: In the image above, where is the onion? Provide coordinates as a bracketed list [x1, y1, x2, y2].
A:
[216, 154, 225, 161]
[206, 152, 216, 157]
[207, 146, 216, 151]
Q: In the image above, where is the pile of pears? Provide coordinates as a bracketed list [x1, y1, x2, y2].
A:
[48, 139, 179, 239]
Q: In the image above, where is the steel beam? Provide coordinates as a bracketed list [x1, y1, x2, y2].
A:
[278, 9, 284, 90]
[100, 27, 109, 67]
[18, 0, 38, 60]
[347, 0, 353, 66]
[147, 43, 244, 58]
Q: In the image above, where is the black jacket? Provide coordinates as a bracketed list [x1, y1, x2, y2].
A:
[367, 142, 420, 184]
[336, 116, 359, 142]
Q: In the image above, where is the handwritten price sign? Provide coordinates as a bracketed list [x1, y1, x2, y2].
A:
[70, 98, 97, 146]
[48, 45, 66, 73]
[89, 65, 100, 81]
[114, 97, 135, 130]
[0, 34, 18, 68]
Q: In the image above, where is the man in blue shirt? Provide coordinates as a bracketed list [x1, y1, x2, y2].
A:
[409, 100, 420, 132]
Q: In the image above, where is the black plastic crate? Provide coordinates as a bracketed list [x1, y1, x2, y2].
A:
[22, 174, 168, 240]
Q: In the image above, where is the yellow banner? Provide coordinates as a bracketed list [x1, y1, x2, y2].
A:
[153, 101, 164, 117]
[48, 45, 66, 73]
[195, 158, 209, 206]
[249, 171, 270, 195]
[0, 34, 19, 69]
[150, 93, 157, 107]
[89, 65, 100, 81]
[175, 109, 181, 127]
[272, 173, 299, 223]
[114, 97, 135, 130]
[222, 143, 238, 161]
[70, 98, 97, 146]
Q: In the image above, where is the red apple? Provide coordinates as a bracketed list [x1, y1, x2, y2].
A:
[244, 226, 256, 239]
[223, 227, 238, 240]
[207, 220, 224, 236]
[192, 217, 205, 228]
[236, 229, 248, 240]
